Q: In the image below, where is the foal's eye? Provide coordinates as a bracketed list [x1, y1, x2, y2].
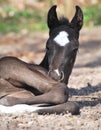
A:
[46, 44, 53, 51]
[46, 40, 54, 52]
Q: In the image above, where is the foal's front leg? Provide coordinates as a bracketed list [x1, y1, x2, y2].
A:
[0, 79, 79, 115]
[5, 83, 68, 106]
[0, 69, 79, 115]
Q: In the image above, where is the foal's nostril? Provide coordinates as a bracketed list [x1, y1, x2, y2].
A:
[48, 70, 60, 81]
[59, 71, 64, 81]
[48, 69, 64, 81]
[54, 69, 60, 77]
[54, 69, 64, 81]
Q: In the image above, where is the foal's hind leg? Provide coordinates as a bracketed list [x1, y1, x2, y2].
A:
[0, 78, 22, 98]
[0, 79, 79, 115]
[0, 78, 35, 106]
[0, 90, 36, 106]
[2, 83, 68, 106]
[37, 101, 80, 115]
[1, 65, 69, 106]
[0, 77, 68, 106]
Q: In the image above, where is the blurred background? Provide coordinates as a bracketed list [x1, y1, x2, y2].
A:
[0, 0, 101, 34]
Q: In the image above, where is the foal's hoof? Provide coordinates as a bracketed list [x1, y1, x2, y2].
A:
[65, 101, 80, 115]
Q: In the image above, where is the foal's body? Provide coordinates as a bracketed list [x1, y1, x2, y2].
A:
[0, 56, 76, 114]
[0, 5, 83, 114]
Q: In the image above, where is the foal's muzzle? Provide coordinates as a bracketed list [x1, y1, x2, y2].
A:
[48, 69, 64, 81]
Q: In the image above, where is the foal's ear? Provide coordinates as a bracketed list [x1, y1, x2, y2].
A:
[71, 6, 83, 31]
[47, 5, 59, 31]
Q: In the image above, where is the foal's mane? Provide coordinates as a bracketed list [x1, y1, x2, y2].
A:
[59, 17, 69, 26]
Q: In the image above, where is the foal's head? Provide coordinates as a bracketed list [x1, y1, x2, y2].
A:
[41, 5, 83, 84]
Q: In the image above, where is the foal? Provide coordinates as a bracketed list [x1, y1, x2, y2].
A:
[0, 5, 83, 114]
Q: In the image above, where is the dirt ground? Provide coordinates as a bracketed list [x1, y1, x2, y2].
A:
[0, 27, 101, 130]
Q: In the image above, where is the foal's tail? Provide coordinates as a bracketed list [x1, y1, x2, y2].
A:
[36, 101, 80, 115]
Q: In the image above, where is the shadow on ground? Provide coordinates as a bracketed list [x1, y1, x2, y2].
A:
[69, 84, 101, 108]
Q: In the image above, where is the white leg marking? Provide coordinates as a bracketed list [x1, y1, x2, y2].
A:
[0, 104, 45, 114]
[54, 31, 70, 46]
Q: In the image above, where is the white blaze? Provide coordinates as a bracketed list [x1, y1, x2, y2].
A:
[54, 31, 70, 46]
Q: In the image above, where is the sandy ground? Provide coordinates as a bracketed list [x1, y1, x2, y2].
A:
[0, 27, 101, 130]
